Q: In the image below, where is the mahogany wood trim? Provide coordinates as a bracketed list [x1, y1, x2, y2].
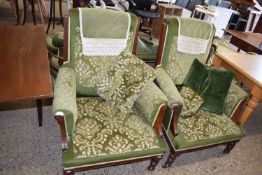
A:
[170, 105, 180, 137]
[153, 104, 168, 136]
[156, 23, 167, 67]
[132, 15, 140, 55]
[64, 16, 69, 62]
[55, 115, 68, 151]
[163, 127, 240, 156]
[63, 154, 163, 174]
[231, 98, 248, 125]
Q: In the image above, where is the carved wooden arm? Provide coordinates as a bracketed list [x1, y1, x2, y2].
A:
[55, 113, 68, 151]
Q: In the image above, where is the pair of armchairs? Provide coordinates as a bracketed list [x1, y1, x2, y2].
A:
[53, 8, 248, 175]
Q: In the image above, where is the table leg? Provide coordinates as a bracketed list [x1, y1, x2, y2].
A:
[36, 99, 43, 127]
[239, 86, 261, 125]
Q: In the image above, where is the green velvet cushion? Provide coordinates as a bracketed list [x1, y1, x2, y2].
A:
[52, 32, 64, 48]
[200, 69, 234, 114]
[179, 86, 204, 118]
[183, 59, 234, 115]
[166, 110, 245, 151]
[96, 52, 157, 113]
[183, 59, 209, 94]
[62, 97, 165, 168]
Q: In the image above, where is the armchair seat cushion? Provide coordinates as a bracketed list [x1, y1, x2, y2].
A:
[167, 110, 245, 151]
[62, 97, 165, 168]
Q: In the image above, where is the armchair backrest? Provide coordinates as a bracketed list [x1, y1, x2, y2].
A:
[64, 8, 139, 67]
[156, 17, 215, 84]
[63, 8, 139, 96]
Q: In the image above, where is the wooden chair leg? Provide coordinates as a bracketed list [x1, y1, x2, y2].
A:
[59, 0, 63, 25]
[37, 0, 44, 24]
[162, 153, 177, 168]
[223, 142, 237, 154]
[31, 0, 36, 25]
[147, 156, 162, 171]
[22, 0, 27, 24]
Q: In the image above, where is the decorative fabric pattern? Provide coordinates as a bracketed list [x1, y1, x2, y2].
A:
[224, 83, 247, 117]
[53, 68, 77, 131]
[177, 35, 209, 55]
[178, 110, 243, 142]
[135, 82, 168, 126]
[155, 67, 184, 108]
[96, 52, 157, 113]
[73, 97, 161, 158]
[165, 36, 209, 85]
[179, 86, 204, 118]
[79, 8, 130, 56]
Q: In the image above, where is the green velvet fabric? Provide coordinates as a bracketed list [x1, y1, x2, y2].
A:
[136, 37, 157, 61]
[183, 59, 209, 94]
[52, 32, 64, 48]
[53, 67, 77, 136]
[135, 82, 168, 126]
[166, 110, 245, 151]
[46, 36, 58, 54]
[80, 8, 129, 39]
[200, 69, 234, 115]
[183, 59, 234, 115]
[62, 97, 166, 168]
[158, 18, 215, 85]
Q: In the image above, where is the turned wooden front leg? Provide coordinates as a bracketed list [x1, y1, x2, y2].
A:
[239, 86, 261, 126]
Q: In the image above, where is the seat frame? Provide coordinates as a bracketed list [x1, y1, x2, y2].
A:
[55, 14, 167, 175]
[156, 23, 248, 168]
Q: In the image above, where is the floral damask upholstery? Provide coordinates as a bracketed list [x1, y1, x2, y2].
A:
[53, 8, 168, 174]
[155, 17, 248, 158]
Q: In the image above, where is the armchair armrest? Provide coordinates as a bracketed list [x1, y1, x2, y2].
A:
[155, 67, 184, 136]
[155, 67, 184, 108]
[225, 82, 248, 123]
[53, 67, 77, 146]
[135, 82, 168, 136]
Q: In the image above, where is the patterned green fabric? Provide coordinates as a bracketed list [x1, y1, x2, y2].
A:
[135, 82, 168, 126]
[53, 67, 77, 135]
[167, 110, 245, 150]
[136, 37, 157, 61]
[160, 18, 215, 85]
[66, 9, 138, 96]
[62, 97, 165, 167]
[52, 32, 64, 48]
[179, 86, 204, 118]
[225, 82, 247, 117]
[96, 52, 157, 113]
[155, 67, 183, 108]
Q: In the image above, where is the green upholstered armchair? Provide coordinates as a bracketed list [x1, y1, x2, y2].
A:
[53, 8, 168, 175]
[154, 17, 248, 168]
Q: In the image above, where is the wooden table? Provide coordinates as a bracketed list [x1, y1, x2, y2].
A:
[212, 51, 262, 125]
[0, 25, 53, 126]
[224, 29, 262, 54]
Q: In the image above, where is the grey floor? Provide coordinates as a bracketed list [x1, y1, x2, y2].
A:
[1, 2, 262, 175]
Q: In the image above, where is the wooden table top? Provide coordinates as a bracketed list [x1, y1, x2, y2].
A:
[158, 3, 183, 9]
[215, 52, 262, 88]
[0, 25, 53, 102]
[224, 29, 262, 51]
